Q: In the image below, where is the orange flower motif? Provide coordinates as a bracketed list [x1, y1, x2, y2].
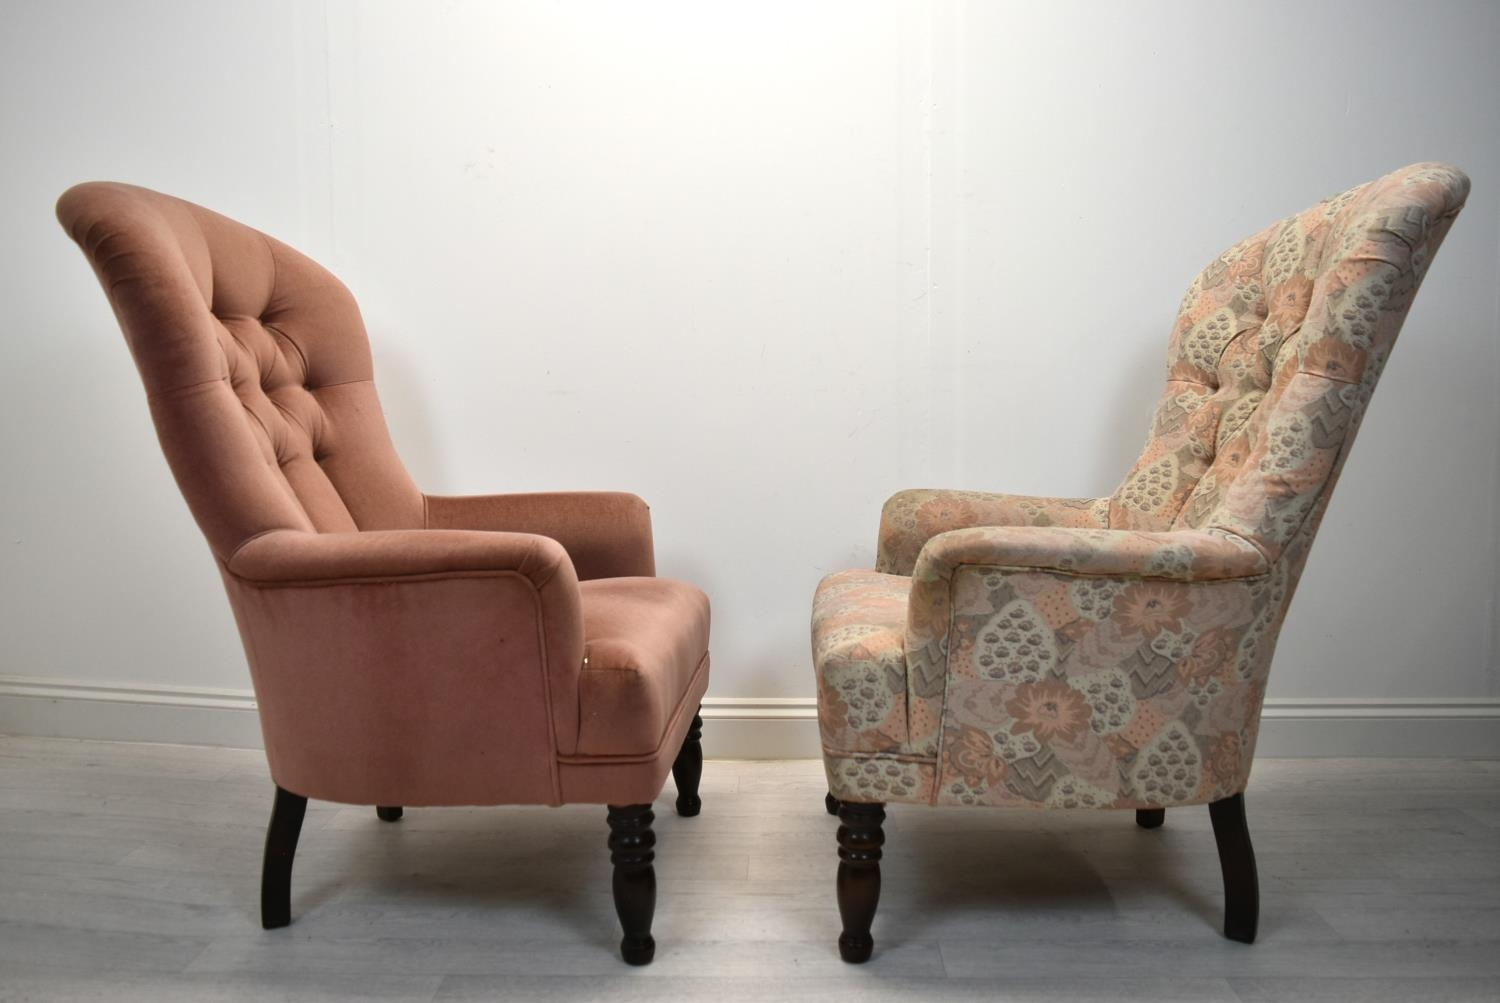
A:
[1004, 680, 1091, 744]
[943, 724, 1008, 789]
[1303, 337, 1367, 383]
[1267, 274, 1314, 331]
[1114, 582, 1193, 636]
[915, 496, 978, 541]
[1225, 243, 1265, 280]
[1180, 626, 1237, 682]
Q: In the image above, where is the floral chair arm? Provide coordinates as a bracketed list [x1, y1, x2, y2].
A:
[899, 525, 1271, 761]
[876, 490, 1109, 576]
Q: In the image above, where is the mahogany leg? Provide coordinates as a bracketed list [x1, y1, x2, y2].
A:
[376, 806, 403, 822]
[607, 804, 657, 965]
[836, 801, 885, 963]
[1136, 808, 1165, 829]
[672, 711, 704, 818]
[261, 785, 307, 930]
[825, 792, 841, 817]
[1209, 793, 1259, 944]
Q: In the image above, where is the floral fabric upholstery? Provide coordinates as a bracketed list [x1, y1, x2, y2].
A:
[813, 569, 912, 754]
[816, 163, 1469, 809]
[876, 491, 1108, 577]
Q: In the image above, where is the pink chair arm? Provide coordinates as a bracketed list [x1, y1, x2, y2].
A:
[425, 491, 655, 581]
[222, 529, 586, 804]
[228, 527, 576, 585]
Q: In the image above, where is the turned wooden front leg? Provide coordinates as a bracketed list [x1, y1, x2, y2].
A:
[835, 800, 885, 963]
[607, 804, 657, 965]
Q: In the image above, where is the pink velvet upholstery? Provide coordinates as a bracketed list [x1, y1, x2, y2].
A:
[58, 182, 710, 808]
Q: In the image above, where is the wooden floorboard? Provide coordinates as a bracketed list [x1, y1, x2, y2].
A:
[0, 737, 1496, 1001]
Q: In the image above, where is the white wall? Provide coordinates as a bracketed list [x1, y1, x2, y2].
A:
[2, 0, 1497, 755]
[950, 1, 1500, 703]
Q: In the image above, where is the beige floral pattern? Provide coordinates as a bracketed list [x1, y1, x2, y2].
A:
[812, 569, 910, 753]
[818, 163, 1469, 808]
[878, 490, 1108, 576]
[1113, 581, 1195, 636]
[1005, 680, 1092, 744]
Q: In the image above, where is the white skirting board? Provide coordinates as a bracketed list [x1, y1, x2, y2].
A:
[0, 675, 1497, 758]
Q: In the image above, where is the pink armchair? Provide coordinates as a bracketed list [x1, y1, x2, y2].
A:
[812, 163, 1469, 961]
[58, 182, 711, 965]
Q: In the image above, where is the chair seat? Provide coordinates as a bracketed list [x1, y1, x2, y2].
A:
[576, 577, 711, 756]
[812, 569, 912, 755]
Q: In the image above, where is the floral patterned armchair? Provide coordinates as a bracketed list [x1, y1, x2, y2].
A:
[811, 163, 1469, 962]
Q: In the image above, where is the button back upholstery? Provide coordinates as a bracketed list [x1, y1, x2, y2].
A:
[820, 163, 1469, 807]
[59, 183, 710, 810]
[61, 183, 424, 552]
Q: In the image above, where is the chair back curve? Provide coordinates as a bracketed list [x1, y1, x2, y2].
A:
[56, 182, 424, 560]
[1108, 163, 1469, 565]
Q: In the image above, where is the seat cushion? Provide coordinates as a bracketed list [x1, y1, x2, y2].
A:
[813, 569, 912, 754]
[575, 577, 711, 757]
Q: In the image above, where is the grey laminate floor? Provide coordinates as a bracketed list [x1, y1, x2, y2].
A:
[0, 738, 1497, 1002]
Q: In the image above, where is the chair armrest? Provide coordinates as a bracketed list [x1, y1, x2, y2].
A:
[900, 525, 1270, 758]
[221, 529, 587, 803]
[424, 491, 655, 581]
[876, 489, 1108, 575]
[227, 527, 576, 585]
[909, 525, 1268, 587]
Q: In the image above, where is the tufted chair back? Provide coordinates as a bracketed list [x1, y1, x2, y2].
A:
[1109, 164, 1469, 562]
[57, 183, 424, 559]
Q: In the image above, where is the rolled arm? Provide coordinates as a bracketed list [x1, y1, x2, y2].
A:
[900, 524, 1278, 797]
[876, 489, 1108, 575]
[909, 525, 1268, 588]
[221, 529, 587, 804]
[900, 525, 1270, 758]
[425, 491, 655, 581]
[227, 527, 577, 585]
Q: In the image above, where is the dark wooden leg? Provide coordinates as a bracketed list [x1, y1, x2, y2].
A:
[607, 804, 657, 965]
[376, 806, 403, 822]
[1209, 792, 1259, 944]
[825, 791, 841, 817]
[1136, 807, 1165, 829]
[261, 785, 307, 930]
[836, 801, 885, 963]
[672, 711, 704, 818]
